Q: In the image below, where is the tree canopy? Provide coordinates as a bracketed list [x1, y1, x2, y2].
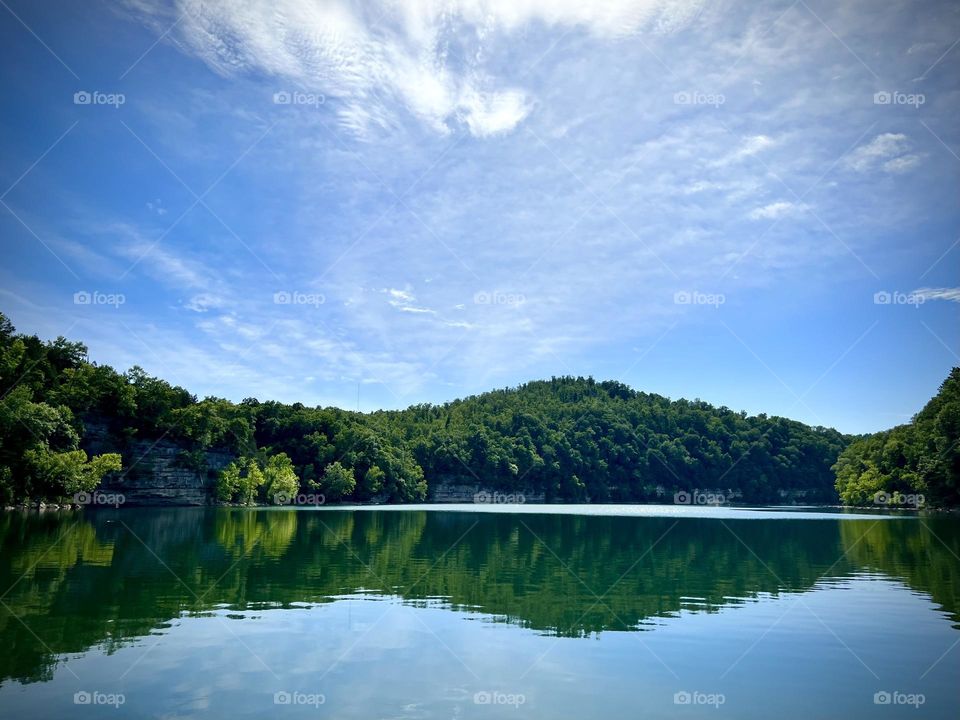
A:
[834, 368, 960, 507]
[3, 310, 956, 507]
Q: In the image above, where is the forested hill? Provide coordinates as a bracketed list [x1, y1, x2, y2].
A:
[834, 368, 960, 508]
[1, 311, 854, 506]
[375, 379, 850, 503]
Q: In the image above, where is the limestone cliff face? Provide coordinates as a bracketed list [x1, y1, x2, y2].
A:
[428, 481, 545, 504]
[101, 443, 234, 506]
[82, 421, 234, 506]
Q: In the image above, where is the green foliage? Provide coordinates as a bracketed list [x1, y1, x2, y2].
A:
[835, 368, 960, 507]
[167, 398, 254, 454]
[0, 379, 121, 504]
[217, 457, 265, 505]
[263, 453, 300, 504]
[12, 311, 957, 508]
[318, 461, 356, 501]
[390, 378, 847, 503]
[23, 449, 122, 498]
[360, 465, 386, 498]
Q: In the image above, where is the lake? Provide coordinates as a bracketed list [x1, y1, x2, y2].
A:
[0, 505, 957, 718]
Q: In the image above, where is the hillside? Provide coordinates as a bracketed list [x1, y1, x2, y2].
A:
[834, 368, 960, 508]
[0, 311, 859, 506]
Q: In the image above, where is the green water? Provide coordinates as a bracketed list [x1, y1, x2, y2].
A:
[0, 505, 957, 718]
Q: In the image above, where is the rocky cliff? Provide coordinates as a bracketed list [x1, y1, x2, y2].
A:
[83, 421, 234, 506]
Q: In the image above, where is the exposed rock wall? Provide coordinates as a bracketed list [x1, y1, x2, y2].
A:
[428, 481, 545, 504]
[100, 443, 234, 506]
[83, 421, 234, 506]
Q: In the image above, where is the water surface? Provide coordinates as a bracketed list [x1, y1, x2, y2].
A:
[0, 505, 957, 718]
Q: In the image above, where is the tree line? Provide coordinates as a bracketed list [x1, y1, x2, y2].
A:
[834, 368, 960, 507]
[1, 310, 956, 506]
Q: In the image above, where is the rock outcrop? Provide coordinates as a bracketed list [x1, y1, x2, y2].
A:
[83, 421, 234, 506]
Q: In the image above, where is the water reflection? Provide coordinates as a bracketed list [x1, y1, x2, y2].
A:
[0, 507, 957, 685]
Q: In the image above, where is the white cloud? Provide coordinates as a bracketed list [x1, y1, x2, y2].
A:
[146, 199, 167, 215]
[882, 154, 921, 173]
[748, 201, 806, 220]
[7, 0, 953, 424]
[184, 293, 224, 312]
[385, 288, 414, 303]
[108, 223, 213, 290]
[129, 0, 705, 137]
[846, 133, 918, 173]
[712, 134, 775, 167]
[913, 287, 960, 303]
[458, 88, 532, 138]
[383, 287, 436, 314]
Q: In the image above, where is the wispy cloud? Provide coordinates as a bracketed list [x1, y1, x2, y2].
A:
[846, 133, 921, 173]
[125, 0, 706, 138]
[913, 287, 960, 303]
[748, 201, 807, 221]
[2, 0, 957, 431]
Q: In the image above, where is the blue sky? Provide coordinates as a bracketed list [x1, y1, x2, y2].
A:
[1, 0, 958, 434]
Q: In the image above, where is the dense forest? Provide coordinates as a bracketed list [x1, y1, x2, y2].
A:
[0, 310, 955, 507]
[834, 368, 960, 507]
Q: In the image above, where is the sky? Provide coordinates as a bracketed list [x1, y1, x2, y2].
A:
[0, 0, 958, 434]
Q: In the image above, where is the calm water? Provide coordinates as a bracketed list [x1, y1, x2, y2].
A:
[0, 505, 957, 718]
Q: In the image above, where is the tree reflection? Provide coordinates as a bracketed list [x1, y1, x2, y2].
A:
[0, 508, 957, 684]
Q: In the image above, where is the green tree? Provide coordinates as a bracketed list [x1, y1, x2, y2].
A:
[834, 368, 960, 507]
[319, 461, 355, 501]
[217, 457, 265, 505]
[263, 453, 300, 504]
